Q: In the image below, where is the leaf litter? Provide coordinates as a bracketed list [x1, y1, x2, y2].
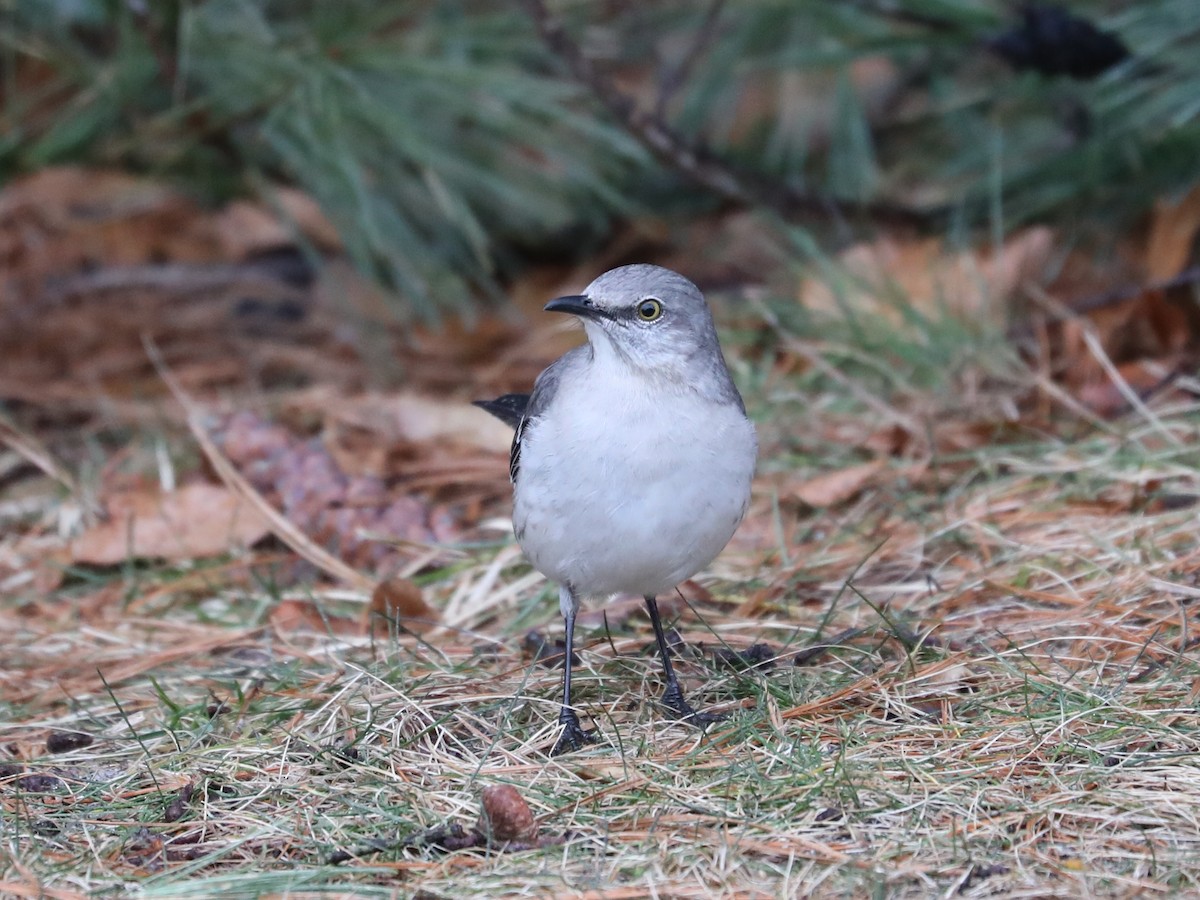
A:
[2, 168, 1200, 896]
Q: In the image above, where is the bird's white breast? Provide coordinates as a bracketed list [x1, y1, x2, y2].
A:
[513, 359, 756, 599]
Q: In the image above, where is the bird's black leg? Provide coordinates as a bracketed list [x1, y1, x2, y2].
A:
[645, 595, 723, 727]
[551, 586, 597, 755]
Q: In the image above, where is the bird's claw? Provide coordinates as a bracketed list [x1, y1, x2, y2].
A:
[551, 709, 598, 756]
[661, 683, 725, 730]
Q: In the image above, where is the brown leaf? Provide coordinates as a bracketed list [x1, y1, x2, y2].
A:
[1145, 183, 1200, 280]
[0, 167, 222, 272]
[71, 483, 270, 564]
[932, 420, 1020, 454]
[214, 189, 342, 259]
[802, 228, 1053, 326]
[478, 785, 536, 843]
[675, 579, 715, 606]
[365, 577, 440, 634]
[213, 201, 294, 259]
[790, 460, 886, 508]
[269, 599, 360, 636]
[321, 392, 513, 466]
[862, 423, 913, 457]
[213, 410, 438, 574]
[1075, 358, 1177, 417]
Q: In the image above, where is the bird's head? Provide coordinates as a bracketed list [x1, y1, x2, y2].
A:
[544, 264, 722, 374]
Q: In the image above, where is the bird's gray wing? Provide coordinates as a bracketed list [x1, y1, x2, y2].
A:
[509, 347, 588, 484]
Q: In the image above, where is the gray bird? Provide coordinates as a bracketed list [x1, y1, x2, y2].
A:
[475, 264, 757, 754]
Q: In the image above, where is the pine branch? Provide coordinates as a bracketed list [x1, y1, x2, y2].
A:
[521, 0, 939, 230]
[653, 0, 728, 120]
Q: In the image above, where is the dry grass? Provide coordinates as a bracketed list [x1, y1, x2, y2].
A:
[4, 351, 1200, 898]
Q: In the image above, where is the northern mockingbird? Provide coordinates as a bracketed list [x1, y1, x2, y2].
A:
[476, 264, 756, 754]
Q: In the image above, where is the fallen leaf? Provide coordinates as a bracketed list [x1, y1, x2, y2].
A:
[214, 201, 297, 259]
[163, 783, 194, 823]
[931, 420, 1021, 454]
[211, 187, 340, 260]
[214, 410, 438, 574]
[862, 423, 913, 457]
[321, 392, 513, 464]
[1074, 357, 1178, 417]
[0, 167, 222, 273]
[789, 460, 886, 508]
[71, 483, 270, 564]
[802, 228, 1053, 326]
[365, 577, 440, 633]
[215, 188, 342, 259]
[675, 578, 716, 606]
[1145, 183, 1200, 280]
[269, 598, 360, 635]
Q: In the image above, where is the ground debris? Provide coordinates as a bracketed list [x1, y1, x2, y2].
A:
[708, 641, 779, 671]
[215, 410, 438, 575]
[329, 784, 568, 864]
[1, 771, 67, 793]
[793, 627, 869, 666]
[957, 861, 1010, 893]
[522, 630, 579, 668]
[6, 157, 1200, 899]
[163, 782, 194, 823]
[45, 730, 93, 753]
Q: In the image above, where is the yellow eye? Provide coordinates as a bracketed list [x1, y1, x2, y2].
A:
[637, 298, 663, 321]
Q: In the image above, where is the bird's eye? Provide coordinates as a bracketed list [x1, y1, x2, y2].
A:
[637, 298, 663, 321]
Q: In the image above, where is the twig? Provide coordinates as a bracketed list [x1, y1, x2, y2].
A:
[1080, 327, 1182, 447]
[793, 626, 867, 666]
[521, 0, 936, 230]
[45, 262, 300, 304]
[846, 0, 963, 34]
[1077, 265, 1200, 316]
[1009, 265, 1200, 341]
[0, 413, 82, 499]
[127, 2, 179, 89]
[655, 0, 728, 119]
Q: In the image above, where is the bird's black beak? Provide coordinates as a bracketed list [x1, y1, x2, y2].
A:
[544, 295, 611, 321]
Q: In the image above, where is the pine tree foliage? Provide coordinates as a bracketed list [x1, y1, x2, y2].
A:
[4, 1, 1199, 311]
[4, 0, 648, 313]
[591, 0, 1200, 226]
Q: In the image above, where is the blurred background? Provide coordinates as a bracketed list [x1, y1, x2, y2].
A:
[5, 0, 1200, 588]
[5, 5, 1200, 893]
[6, 0, 1198, 308]
[4, 0, 1200, 586]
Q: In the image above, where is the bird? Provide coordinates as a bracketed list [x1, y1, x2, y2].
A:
[475, 264, 757, 754]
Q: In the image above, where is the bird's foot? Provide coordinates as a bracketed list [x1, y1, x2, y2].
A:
[551, 708, 598, 756]
[661, 682, 725, 729]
